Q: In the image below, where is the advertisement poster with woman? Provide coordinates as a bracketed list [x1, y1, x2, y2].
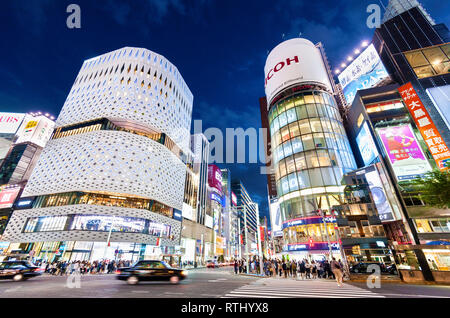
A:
[377, 124, 431, 180]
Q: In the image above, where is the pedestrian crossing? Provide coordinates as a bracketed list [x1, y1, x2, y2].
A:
[222, 278, 385, 298]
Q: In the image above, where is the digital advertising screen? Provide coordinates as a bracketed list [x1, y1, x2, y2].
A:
[356, 121, 379, 166]
[269, 199, 283, 237]
[365, 170, 394, 222]
[376, 124, 432, 180]
[338, 44, 391, 105]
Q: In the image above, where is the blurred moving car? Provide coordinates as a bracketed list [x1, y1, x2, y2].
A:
[116, 260, 187, 285]
[350, 262, 398, 275]
[206, 260, 219, 268]
[0, 260, 43, 281]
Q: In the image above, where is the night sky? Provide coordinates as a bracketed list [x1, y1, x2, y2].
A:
[1, 0, 448, 221]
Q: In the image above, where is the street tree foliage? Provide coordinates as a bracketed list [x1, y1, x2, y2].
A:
[412, 169, 450, 209]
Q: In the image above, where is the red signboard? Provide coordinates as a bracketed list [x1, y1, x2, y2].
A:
[398, 82, 450, 170]
[0, 187, 21, 208]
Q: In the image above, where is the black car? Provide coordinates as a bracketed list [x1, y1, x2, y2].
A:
[0, 261, 43, 281]
[116, 260, 188, 285]
[350, 262, 398, 275]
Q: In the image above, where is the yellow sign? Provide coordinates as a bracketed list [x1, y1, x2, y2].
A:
[25, 120, 38, 129]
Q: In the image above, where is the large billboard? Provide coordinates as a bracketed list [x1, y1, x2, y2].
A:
[264, 38, 332, 104]
[0, 113, 26, 134]
[15, 116, 55, 148]
[356, 121, 379, 166]
[399, 82, 450, 170]
[269, 198, 282, 237]
[376, 124, 432, 180]
[338, 44, 390, 105]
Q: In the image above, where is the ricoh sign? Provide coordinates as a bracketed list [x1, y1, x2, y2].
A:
[264, 38, 332, 105]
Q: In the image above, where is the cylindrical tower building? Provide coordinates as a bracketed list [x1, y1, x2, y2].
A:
[264, 38, 357, 259]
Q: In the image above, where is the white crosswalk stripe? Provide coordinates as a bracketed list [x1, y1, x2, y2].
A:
[222, 278, 385, 298]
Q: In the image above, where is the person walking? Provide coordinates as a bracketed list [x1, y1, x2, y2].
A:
[282, 261, 287, 278]
[331, 257, 344, 287]
[234, 259, 239, 274]
[299, 260, 306, 280]
[305, 260, 311, 279]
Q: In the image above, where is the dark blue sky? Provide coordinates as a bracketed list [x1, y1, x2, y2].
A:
[1, 0, 448, 221]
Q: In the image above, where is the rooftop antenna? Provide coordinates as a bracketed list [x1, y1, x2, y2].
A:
[282, 33, 285, 40]
[298, 32, 302, 37]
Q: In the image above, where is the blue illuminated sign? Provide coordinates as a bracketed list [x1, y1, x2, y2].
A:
[286, 242, 340, 251]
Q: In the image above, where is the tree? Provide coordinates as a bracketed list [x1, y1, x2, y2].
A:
[412, 169, 450, 209]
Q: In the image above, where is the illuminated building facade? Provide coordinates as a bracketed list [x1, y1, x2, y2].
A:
[265, 38, 357, 259]
[3, 47, 193, 263]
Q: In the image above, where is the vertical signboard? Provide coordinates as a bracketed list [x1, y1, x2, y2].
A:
[398, 82, 450, 170]
[356, 121, 379, 166]
[377, 124, 431, 180]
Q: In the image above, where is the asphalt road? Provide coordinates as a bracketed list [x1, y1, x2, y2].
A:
[0, 266, 258, 298]
[0, 266, 449, 298]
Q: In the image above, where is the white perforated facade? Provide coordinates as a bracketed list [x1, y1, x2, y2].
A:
[3, 47, 193, 255]
[57, 47, 193, 153]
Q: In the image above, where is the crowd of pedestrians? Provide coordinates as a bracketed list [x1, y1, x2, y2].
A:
[233, 257, 346, 287]
[34, 259, 133, 275]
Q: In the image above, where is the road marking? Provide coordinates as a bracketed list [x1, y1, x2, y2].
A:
[222, 278, 385, 298]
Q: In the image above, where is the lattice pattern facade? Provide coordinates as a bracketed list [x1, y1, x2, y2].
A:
[4, 47, 192, 248]
[57, 47, 193, 153]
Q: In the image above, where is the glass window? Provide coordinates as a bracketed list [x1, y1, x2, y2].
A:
[276, 145, 285, 163]
[281, 176, 290, 194]
[304, 93, 315, 104]
[279, 159, 287, 177]
[272, 117, 279, 133]
[321, 118, 333, 132]
[321, 167, 337, 185]
[432, 61, 450, 76]
[285, 99, 295, 111]
[297, 170, 311, 189]
[283, 141, 293, 157]
[288, 122, 300, 138]
[310, 118, 323, 133]
[288, 173, 299, 191]
[273, 131, 282, 148]
[286, 107, 297, 123]
[280, 126, 290, 142]
[414, 65, 435, 78]
[441, 44, 450, 59]
[296, 106, 308, 120]
[299, 119, 311, 135]
[317, 149, 331, 166]
[314, 133, 326, 148]
[405, 50, 429, 67]
[309, 168, 324, 187]
[278, 112, 288, 128]
[307, 104, 318, 117]
[294, 95, 305, 106]
[313, 91, 324, 104]
[294, 152, 307, 170]
[291, 136, 303, 154]
[277, 102, 285, 114]
[422, 47, 448, 65]
[286, 156, 296, 174]
[305, 150, 320, 168]
[302, 134, 314, 151]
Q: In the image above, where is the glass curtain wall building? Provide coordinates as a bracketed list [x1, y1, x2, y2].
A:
[265, 38, 357, 258]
